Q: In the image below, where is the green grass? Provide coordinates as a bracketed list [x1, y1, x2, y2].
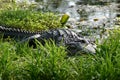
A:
[0, 1, 63, 31]
[0, 10, 62, 31]
[0, 1, 120, 80]
[0, 29, 120, 80]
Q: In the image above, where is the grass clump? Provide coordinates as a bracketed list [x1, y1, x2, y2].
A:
[1, 29, 120, 80]
[95, 30, 120, 79]
[0, 10, 62, 31]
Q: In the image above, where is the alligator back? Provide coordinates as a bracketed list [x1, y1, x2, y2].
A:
[0, 26, 42, 40]
[38, 29, 89, 44]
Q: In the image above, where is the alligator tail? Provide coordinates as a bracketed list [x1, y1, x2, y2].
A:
[0, 26, 38, 40]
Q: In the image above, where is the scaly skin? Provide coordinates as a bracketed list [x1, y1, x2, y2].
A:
[0, 26, 96, 55]
[0, 26, 43, 40]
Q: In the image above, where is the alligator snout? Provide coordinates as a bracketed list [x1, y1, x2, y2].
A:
[66, 41, 96, 55]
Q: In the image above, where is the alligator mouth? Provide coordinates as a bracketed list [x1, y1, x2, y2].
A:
[66, 41, 96, 56]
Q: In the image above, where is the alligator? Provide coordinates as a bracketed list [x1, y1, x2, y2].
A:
[0, 26, 96, 55]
